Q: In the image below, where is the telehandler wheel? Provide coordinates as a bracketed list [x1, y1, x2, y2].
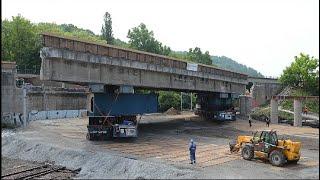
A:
[269, 150, 285, 166]
[241, 145, 254, 160]
[288, 159, 299, 164]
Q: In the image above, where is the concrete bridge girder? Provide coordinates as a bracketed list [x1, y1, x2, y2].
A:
[40, 47, 246, 94]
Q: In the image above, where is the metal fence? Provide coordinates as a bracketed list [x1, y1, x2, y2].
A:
[16, 65, 40, 75]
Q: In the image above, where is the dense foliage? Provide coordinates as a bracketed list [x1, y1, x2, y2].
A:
[212, 56, 264, 77]
[158, 91, 181, 112]
[186, 47, 212, 65]
[279, 53, 319, 95]
[169, 49, 213, 66]
[1, 14, 106, 70]
[1, 15, 40, 68]
[101, 12, 114, 44]
[127, 23, 171, 56]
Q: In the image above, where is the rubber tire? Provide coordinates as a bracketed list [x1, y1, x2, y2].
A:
[269, 150, 285, 167]
[288, 159, 299, 164]
[242, 145, 254, 160]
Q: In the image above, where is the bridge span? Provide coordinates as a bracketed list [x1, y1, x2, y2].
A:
[40, 33, 247, 95]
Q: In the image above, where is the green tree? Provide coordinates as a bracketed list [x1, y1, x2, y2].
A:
[101, 12, 114, 44]
[1, 14, 41, 69]
[279, 53, 319, 95]
[127, 23, 171, 56]
[158, 91, 181, 112]
[36, 22, 106, 44]
[186, 47, 212, 65]
[212, 56, 264, 77]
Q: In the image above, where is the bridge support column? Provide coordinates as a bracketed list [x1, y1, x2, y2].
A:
[239, 95, 252, 117]
[270, 98, 278, 124]
[22, 87, 28, 127]
[294, 99, 302, 127]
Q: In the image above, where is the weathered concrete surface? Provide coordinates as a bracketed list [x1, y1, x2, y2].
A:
[247, 77, 280, 84]
[239, 95, 252, 117]
[17, 73, 83, 88]
[40, 47, 246, 94]
[248, 77, 283, 107]
[294, 99, 302, 127]
[270, 98, 279, 124]
[1, 61, 87, 127]
[1, 62, 24, 126]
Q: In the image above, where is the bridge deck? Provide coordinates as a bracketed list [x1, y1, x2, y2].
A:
[40, 33, 247, 94]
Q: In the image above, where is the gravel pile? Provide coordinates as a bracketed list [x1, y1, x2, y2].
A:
[2, 135, 199, 179]
[164, 107, 181, 115]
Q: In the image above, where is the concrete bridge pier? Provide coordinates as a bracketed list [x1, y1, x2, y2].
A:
[294, 98, 302, 127]
[22, 87, 28, 127]
[239, 95, 252, 117]
[270, 98, 278, 124]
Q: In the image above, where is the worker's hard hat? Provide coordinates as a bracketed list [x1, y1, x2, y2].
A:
[190, 139, 194, 143]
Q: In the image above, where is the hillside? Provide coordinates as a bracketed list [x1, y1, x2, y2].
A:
[212, 56, 264, 77]
[170, 52, 264, 77]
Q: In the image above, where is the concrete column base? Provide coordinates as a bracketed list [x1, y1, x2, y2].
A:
[239, 95, 252, 117]
[294, 99, 302, 127]
[270, 98, 278, 124]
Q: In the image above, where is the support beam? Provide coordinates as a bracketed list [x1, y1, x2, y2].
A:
[294, 99, 302, 127]
[270, 98, 278, 124]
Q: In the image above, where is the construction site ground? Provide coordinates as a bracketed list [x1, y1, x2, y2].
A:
[2, 112, 319, 179]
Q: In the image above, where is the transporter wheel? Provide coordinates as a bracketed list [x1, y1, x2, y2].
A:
[269, 150, 285, 166]
[241, 145, 254, 160]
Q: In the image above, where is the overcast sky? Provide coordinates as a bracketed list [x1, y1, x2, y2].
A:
[2, 0, 319, 77]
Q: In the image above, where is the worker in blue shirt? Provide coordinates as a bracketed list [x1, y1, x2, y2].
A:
[189, 139, 197, 164]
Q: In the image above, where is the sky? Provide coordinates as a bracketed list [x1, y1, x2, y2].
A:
[2, 0, 319, 77]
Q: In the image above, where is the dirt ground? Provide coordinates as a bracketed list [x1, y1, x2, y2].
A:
[2, 113, 319, 179]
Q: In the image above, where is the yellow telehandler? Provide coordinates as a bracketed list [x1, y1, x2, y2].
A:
[229, 130, 301, 166]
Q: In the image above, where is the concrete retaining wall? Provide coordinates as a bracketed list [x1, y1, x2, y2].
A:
[28, 109, 87, 121]
[251, 83, 282, 106]
[1, 65, 87, 127]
